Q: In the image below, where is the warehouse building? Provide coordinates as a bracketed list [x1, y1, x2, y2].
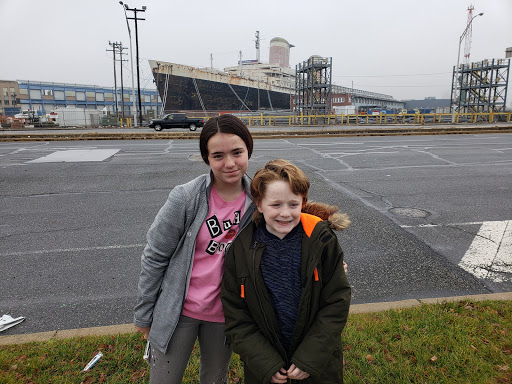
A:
[0, 79, 160, 117]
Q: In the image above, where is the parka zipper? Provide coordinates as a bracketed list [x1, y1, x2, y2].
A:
[292, 240, 322, 353]
[251, 241, 289, 365]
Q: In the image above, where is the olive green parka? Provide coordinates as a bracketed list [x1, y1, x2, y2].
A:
[221, 202, 351, 384]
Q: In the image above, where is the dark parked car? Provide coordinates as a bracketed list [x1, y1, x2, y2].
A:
[149, 113, 204, 131]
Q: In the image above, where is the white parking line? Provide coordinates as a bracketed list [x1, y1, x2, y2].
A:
[27, 149, 120, 163]
[0, 243, 145, 257]
[458, 220, 511, 283]
[401, 220, 511, 283]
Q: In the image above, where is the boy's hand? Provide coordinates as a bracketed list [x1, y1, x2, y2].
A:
[287, 364, 310, 380]
[270, 368, 288, 383]
[343, 261, 348, 274]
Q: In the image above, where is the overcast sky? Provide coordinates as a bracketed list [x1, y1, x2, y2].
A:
[1, 0, 510, 101]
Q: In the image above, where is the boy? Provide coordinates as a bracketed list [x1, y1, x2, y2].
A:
[221, 159, 351, 383]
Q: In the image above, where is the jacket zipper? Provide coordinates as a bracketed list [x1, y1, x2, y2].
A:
[293, 244, 320, 352]
[251, 241, 289, 365]
[240, 277, 245, 298]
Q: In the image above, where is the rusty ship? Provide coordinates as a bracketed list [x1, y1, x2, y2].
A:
[149, 35, 296, 114]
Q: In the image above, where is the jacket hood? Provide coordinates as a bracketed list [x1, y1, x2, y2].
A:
[302, 201, 350, 231]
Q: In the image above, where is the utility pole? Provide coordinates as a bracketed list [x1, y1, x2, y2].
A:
[210, 53, 213, 69]
[119, 1, 138, 127]
[107, 41, 119, 117]
[117, 42, 128, 122]
[124, 5, 146, 126]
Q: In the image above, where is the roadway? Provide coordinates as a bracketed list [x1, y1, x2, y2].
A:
[0, 133, 511, 335]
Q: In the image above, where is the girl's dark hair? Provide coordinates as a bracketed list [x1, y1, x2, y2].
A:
[199, 114, 253, 164]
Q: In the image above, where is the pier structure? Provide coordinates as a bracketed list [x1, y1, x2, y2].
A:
[295, 56, 332, 115]
[451, 58, 510, 113]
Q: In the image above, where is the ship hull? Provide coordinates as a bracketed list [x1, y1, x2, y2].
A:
[150, 60, 293, 113]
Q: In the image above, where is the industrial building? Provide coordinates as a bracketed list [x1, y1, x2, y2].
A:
[0, 79, 160, 117]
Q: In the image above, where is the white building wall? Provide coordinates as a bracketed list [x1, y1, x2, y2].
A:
[55, 107, 101, 126]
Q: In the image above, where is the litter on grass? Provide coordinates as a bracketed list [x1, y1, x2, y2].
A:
[143, 340, 150, 365]
[83, 352, 103, 372]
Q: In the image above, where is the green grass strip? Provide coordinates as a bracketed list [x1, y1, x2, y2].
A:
[1, 300, 511, 383]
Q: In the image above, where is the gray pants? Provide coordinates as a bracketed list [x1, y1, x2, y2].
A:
[149, 315, 232, 384]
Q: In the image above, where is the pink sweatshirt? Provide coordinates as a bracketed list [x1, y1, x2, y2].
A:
[182, 187, 246, 322]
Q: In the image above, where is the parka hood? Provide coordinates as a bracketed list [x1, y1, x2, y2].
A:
[302, 201, 351, 231]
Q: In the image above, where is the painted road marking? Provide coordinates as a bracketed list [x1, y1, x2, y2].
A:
[400, 221, 486, 228]
[401, 220, 511, 283]
[458, 220, 511, 283]
[0, 243, 145, 257]
[461, 222, 504, 274]
[27, 149, 120, 163]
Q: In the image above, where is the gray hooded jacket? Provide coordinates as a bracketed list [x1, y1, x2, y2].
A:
[134, 171, 255, 354]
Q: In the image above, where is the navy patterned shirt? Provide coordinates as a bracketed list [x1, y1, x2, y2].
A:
[255, 222, 303, 352]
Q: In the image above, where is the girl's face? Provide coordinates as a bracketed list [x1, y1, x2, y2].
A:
[256, 180, 302, 239]
[207, 132, 249, 189]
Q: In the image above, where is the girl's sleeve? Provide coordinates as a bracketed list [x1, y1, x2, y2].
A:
[221, 242, 285, 383]
[134, 186, 188, 328]
[290, 231, 351, 378]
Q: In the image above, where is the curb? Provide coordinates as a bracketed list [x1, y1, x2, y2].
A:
[349, 292, 512, 314]
[1, 124, 511, 142]
[1, 292, 511, 346]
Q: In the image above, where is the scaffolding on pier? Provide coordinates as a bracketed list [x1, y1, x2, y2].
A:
[451, 58, 510, 113]
[295, 56, 332, 114]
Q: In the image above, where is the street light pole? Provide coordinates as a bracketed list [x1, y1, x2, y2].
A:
[119, 1, 138, 127]
[451, 12, 483, 123]
[122, 3, 146, 126]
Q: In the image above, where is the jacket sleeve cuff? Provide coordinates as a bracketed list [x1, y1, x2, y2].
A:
[289, 357, 320, 379]
[133, 318, 152, 328]
[260, 361, 287, 384]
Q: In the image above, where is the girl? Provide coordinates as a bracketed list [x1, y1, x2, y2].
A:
[134, 114, 256, 383]
[221, 159, 352, 383]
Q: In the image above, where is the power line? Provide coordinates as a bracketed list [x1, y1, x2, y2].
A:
[356, 84, 448, 88]
[334, 72, 451, 78]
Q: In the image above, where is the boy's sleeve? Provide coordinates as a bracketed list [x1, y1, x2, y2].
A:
[290, 232, 351, 378]
[221, 242, 285, 383]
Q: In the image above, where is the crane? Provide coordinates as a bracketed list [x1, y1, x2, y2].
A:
[463, 5, 475, 65]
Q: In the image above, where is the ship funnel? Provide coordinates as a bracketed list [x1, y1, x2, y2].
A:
[269, 37, 294, 68]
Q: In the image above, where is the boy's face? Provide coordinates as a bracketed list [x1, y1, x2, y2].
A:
[257, 180, 302, 239]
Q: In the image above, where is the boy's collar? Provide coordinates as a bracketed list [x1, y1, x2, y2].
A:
[300, 213, 322, 238]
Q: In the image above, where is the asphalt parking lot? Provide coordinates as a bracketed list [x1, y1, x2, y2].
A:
[1, 133, 511, 335]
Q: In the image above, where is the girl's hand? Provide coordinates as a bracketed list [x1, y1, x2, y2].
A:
[343, 261, 348, 274]
[270, 368, 288, 383]
[287, 364, 310, 380]
[135, 326, 151, 339]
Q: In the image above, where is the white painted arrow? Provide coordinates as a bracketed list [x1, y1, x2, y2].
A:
[458, 220, 511, 283]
